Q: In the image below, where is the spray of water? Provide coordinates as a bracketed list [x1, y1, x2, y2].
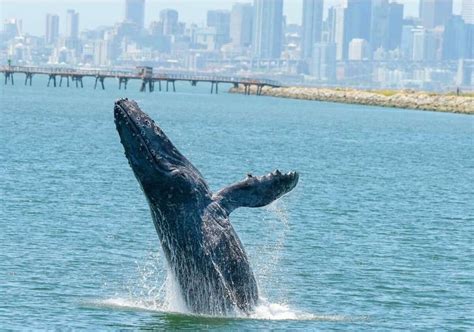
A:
[92, 200, 351, 321]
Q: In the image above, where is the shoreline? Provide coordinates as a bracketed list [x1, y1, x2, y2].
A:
[229, 86, 474, 115]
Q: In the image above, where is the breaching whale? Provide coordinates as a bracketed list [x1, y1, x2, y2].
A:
[114, 99, 299, 315]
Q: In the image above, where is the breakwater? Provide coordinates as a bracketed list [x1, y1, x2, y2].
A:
[229, 85, 474, 114]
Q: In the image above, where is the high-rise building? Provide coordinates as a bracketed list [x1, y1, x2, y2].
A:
[387, 2, 404, 50]
[401, 25, 414, 59]
[370, 0, 389, 51]
[370, 0, 404, 51]
[419, 0, 453, 28]
[461, 0, 474, 24]
[66, 10, 79, 39]
[3, 18, 22, 40]
[412, 27, 437, 61]
[311, 42, 337, 81]
[207, 10, 231, 47]
[45, 14, 59, 44]
[125, 0, 145, 29]
[301, 0, 324, 60]
[160, 9, 179, 36]
[327, 5, 346, 60]
[230, 3, 253, 48]
[442, 15, 468, 60]
[343, 0, 372, 59]
[252, 0, 284, 58]
[348, 38, 370, 60]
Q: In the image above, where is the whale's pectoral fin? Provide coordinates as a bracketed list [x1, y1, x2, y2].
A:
[213, 170, 299, 214]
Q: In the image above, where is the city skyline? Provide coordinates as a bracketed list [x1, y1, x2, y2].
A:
[1, 0, 466, 36]
[1, 0, 472, 91]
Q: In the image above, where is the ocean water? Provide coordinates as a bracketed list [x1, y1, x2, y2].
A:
[1, 79, 473, 330]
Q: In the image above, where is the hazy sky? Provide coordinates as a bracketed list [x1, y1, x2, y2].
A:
[0, 0, 464, 36]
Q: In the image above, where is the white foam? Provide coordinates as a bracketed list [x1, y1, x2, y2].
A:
[89, 201, 357, 322]
[89, 296, 353, 322]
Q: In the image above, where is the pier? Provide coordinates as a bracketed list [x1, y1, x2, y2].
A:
[0, 65, 282, 95]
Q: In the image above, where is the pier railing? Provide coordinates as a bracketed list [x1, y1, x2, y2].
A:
[1, 65, 281, 94]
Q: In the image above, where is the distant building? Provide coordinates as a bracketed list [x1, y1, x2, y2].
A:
[412, 27, 436, 61]
[252, 0, 284, 59]
[93, 39, 111, 66]
[442, 15, 468, 60]
[419, 0, 453, 28]
[4, 18, 23, 40]
[370, 0, 404, 51]
[348, 38, 370, 60]
[401, 25, 414, 59]
[461, 0, 474, 24]
[45, 14, 59, 44]
[327, 5, 345, 60]
[387, 2, 404, 50]
[125, 0, 145, 29]
[301, 0, 324, 60]
[207, 10, 231, 47]
[66, 10, 79, 39]
[194, 27, 218, 51]
[230, 3, 253, 48]
[311, 42, 336, 81]
[343, 0, 372, 59]
[160, 9, 179, 36]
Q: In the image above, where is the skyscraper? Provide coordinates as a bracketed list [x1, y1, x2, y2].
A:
[301, 0, 324, 60]
[207, 10, 231, 46]
[327, 5, 346, 60]
[160, 9, 179, 36]
[252, 0, 284, 58]
[412, 27, 436, 61]
[311, 42, 337, 81]
[348, 38, 370, 60]
[125, 0, 145, 29]
[370, 0, 389, 51]
[419, 0, 453, 28]
[343, 0, 372, 59]
[230, 3, 253, 48]
[370, 0, 403, 51]
[461, 0, 474, 24]
[401, 24, 414, 59]
[442, 15, 468, 60]
[387, 2, 404, 50]
[66, 10, 79, 39]
[4, 18, 23, 40]
[45, 14, 59, 44]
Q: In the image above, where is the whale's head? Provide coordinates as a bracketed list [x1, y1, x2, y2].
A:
[114, 99, 210, 203]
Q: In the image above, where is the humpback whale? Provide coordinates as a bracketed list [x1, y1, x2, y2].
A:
[114, 99, 299, 315]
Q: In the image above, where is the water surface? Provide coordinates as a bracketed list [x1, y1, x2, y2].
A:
[1, 80, 473, 330]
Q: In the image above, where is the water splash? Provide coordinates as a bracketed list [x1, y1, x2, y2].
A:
[91, 199, 349, 321]
[122, 251, 189, 314]
[90, 296, 353, 322]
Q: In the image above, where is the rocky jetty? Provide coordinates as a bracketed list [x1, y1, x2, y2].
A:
[229, 86, 474, 114]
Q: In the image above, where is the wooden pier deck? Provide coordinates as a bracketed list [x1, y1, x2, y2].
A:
[0, 65, 282, 95]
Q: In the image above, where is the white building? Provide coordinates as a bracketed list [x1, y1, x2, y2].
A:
[348, 38, 370, 60]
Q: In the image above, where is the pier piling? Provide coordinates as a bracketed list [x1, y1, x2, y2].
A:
[119, 77, 128, 90]
[94, 76, 105, 90]
[4, 72, 14, 85]
[47, 75, 56, 87]
[24, 73, 33, 86]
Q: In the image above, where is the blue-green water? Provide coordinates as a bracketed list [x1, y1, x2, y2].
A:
[1, 79, 473, 330]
